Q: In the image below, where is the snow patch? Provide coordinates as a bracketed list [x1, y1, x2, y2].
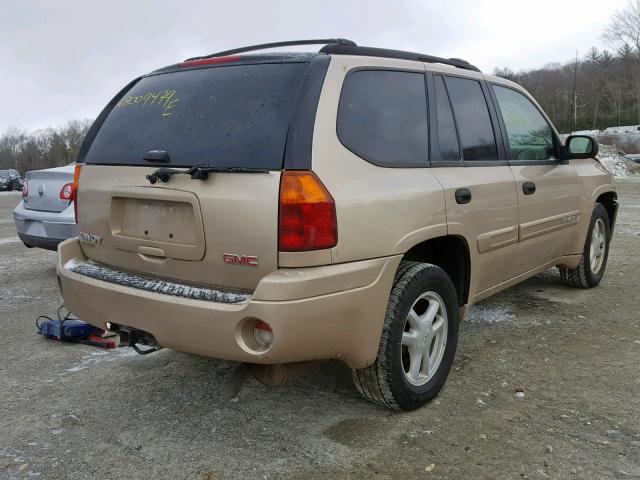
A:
[604, 125, 640, 134]
[467, 305, 515, 324]
[572, 129, 600, 136]
[64, 348, 138, 373]
[597, 144, 640, 178]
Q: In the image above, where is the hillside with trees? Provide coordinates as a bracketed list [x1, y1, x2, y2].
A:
[494, 0, 640, 133]
[0, 120, 92, 173]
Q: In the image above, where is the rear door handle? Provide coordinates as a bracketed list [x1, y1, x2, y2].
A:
[522, 182, 536, 195]
[455, 188, 472, 204]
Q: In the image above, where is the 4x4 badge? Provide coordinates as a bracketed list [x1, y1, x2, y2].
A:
[79, 232, 103, 245]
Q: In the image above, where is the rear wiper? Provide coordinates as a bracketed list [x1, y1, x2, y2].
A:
[146, 165, 270, 184]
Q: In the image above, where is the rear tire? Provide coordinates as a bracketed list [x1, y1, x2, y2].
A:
[559, 203, 610, 288]
[352, 261, 459, 410]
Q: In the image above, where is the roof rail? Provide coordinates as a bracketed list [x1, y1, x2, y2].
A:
[184, 38, 357, 62]
[183, 39, 480, 73]
[320, 43, 481, 72]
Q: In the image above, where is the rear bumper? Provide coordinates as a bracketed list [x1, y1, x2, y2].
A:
[17, 233, 65, 250]
[57, 239, 401, 368]
[14, 201, 76, 250]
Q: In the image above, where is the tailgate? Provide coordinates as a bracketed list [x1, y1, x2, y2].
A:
[77, 165, 280, 291]
[73, 59, 320, 292]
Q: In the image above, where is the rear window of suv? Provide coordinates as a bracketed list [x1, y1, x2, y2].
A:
[337, 69, 428, 167]
[83, 62, 308, 169]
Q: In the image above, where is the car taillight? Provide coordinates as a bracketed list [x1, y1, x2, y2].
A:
[59, 183, 73, 200]
[72, 164, 82, 222]
[278, 171, 337, 251]
[22, 181, 28, 197]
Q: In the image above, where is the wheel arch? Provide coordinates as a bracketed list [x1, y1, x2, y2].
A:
[595, 190, 618, 233]
[402, 235, 471, 307]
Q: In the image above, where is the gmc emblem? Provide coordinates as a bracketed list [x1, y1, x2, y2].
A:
[223, 253, 258, 267]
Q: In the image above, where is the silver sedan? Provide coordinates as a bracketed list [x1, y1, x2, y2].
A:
[14, 163, 77, 250]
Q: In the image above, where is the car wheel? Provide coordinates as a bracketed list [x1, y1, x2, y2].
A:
[352, 261, 459, 410]
[559, 203, 610, 288]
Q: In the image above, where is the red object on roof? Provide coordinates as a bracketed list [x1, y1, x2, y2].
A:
[179, 55, 242, 67]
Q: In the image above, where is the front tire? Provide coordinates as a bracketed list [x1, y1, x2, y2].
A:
[352, 261, 459, 410]
[559, 203, 610, 288]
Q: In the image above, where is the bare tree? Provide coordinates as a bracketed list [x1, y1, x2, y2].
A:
[0, 127, 27, 170]
[600, 50, 614, 66]
[493, 67, 516, 81]
[604, 0, 640, 52]
[0, 120, 92, 173]
[586, 47, 601, 63]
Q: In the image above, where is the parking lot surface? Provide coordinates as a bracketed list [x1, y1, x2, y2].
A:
[1, 180, 639, 480]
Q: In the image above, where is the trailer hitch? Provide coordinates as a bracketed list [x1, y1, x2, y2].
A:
[117, 326, 161, 355]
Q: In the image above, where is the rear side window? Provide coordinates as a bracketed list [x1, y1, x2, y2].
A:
[434, 76, 461, 161]
[83, 63, 308, 168]
[444, 77, 498, 161]
[337, 70, 428, 167]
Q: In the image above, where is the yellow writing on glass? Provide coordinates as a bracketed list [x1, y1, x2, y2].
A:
[116, 90, 180, 117]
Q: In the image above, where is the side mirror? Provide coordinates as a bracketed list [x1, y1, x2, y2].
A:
[565, 135, 598, 159]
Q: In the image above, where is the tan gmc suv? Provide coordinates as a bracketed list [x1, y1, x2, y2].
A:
[57, 39, 617, 410]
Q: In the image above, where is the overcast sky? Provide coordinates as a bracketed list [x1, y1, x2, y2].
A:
[0, 0, 629, 132]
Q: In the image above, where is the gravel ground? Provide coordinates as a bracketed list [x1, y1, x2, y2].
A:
[1, 181, 639, 480]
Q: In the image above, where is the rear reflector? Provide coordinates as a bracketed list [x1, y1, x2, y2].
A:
[59, 183, 73, 200]
[178, 55, 242, 67]
[278, 171, 337, 251]
[253, 320, 273, 349]
[72, 164, 82, 222]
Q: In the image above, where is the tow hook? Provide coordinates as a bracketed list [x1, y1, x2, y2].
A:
[117, 326, 161, 355]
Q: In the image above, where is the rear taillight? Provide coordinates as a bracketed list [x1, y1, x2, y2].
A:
[72, 164, 82, 222]
[22, 181, 28, 197]
[278, 171, 337, 251]
[59, 183, 73, 200]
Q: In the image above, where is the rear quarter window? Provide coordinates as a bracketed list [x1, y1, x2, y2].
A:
[337, 69, 428, 167]
[83, 62, 308, 169]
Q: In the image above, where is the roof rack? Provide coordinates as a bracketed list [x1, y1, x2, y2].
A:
[183, 38, 357, 62]
[320, 43, 481, 72]
[183, 39, 481, 73]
